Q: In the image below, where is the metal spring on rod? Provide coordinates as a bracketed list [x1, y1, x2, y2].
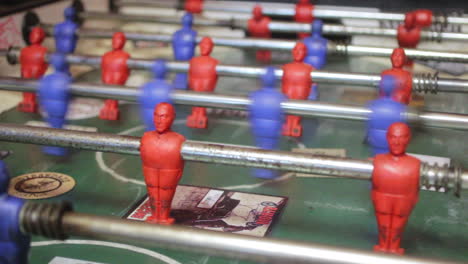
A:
[420, 162, 450, 192]
[413, 72, 439, 94]
[420, 162, 462, 197]
[329, 40, 349, 56]
[20, 201, 73, 239]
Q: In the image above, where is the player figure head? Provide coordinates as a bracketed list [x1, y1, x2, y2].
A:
[153, 103, 175, 133]
[298, 0, 310, 4]
[30, 27, 45, 45]
[181, 13, 193, 28]
[391, 48, 406, 68]
[50, 53, 69, 73]
[311, 19, 323, 37]
[199, 37, 213, 56]
[152, 59, 167, 79]
[387, 122, 411, 156]
[404, 12, 416, 29]
[112, 32, 126, 50]
[292, 42, 307, 62]
[262, 66, 277, 89]
[252, 5, 263, 20]
[64, 6, 76, 21]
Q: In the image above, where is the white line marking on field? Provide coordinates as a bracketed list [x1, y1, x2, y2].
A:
[32, 240, 182, 264]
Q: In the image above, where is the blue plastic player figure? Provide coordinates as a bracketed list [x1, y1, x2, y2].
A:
[38, 53, 72, 156]
[249, 66, 286, 179]
[303, 20, 327, 70]
[303, 20, 327, 101]
[54, 7, 79, 54]
[0, 151, 30, 264]
[139, 59, 173, 131]
[366, 75, 407, 155]
[172, 13, 197, 90]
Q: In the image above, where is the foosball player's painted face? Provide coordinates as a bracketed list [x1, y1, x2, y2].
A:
[199, 37, 214, 56]
[387, 122, 411, 156]
[30, 27, 45, 45]
[391, 48, 406, 68]
[292, 43, 306, 62]
[153, 103, 175, 133]
[112, 32, 126, 50]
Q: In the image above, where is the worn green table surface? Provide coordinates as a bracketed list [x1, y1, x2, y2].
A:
[1, 48, 467, 264]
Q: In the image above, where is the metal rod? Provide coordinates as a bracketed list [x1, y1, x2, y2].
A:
[3, 76, 468, 131]
[17, 201, 459, 264]
[41, 25, 468, 63]
[58, 211, 459, 264]
[5, 48, 468, 94]
[0, 123, 465, 194]
[0, 123, 372, 179]
[76, 11, 468, 41]
[115, 0, 468, 26]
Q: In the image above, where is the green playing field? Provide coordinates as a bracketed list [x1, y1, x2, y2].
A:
[1, 48, 467, 264]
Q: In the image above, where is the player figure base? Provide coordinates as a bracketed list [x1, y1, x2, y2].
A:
[146, 216, 175, 225]
[17, 102, 38, 113]
[373, 245, 405, 255]
[42, 146, 68, 156]
[99, 108, 120, 121]
[186, 115, 207, 129]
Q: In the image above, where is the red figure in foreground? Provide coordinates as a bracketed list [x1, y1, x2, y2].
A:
[381, 48, 412, 105]
[281, 42, 314, 137]
[372, 122, 420, 255]
[140, 103, 186, 225]
[100, 32, 130, 120]
[19, 27, 48, 113]
[294, 0, 315, 39]
[187, 37, 219, 128]
[248, 5, 272, 62]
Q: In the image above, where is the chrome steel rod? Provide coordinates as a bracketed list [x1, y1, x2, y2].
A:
[41, 25, 468, 63]
[77, 11, 468, 41]
[17, 202, 458, 264]
[57, 211, 458, 264]
[0, 123, 465, 194]
[3, 77, 468, 130]
[115, 0, 468, 26]
[0, 123, 372, 179]
[5, 48, 467, 94]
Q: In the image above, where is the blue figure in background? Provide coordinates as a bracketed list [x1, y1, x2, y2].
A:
[38, 53, 72, 156]
[249, 67, 286, 179]
[172, 13, 197, 90]
[54, 7, 79, 54]
[139, 59, 173, 131]
[304, 20, 327, 101]
[303, 20, 328, 70]
[366, 75, 407, 155]
[0, 151, 30, 264]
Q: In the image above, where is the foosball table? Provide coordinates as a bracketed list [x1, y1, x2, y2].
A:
[0, 0, 467, 263]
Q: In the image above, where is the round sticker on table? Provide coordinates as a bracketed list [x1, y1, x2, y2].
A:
[8, 172, 75, 199]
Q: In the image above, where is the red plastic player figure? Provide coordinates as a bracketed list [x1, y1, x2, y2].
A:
[187, 37, 219, 128]
[381, 48, 412, 105]
[248, 5, 272, 62]
[294, 0, 315, 39]
[185, 0, 203, 14]
[140, 103, 186, 225]
[100, 32, 130, 120]
[372, 122, 420, 255]
[281, 42, 314, 137]
[19, 27, 48, 113]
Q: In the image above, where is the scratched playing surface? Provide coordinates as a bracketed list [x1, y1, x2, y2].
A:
[1, 33, 468, 263]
